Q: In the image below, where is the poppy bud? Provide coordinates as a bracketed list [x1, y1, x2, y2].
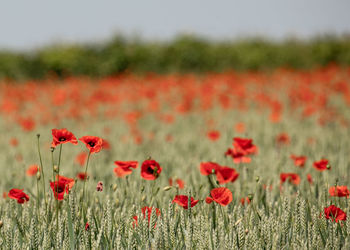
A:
[141, 195, 146, 201]
[211, 169, 215, 174]
[255, 176, 260, 182]
[163, 186, 172, 191]
[245, 229, 249, 234]
[96, 181, 103, 192]
[0, 221, 3, 228]
[53, 165, 58, 172]
[36, 171, 41, 180]
[50, 147, 55, 152]
[112, 184, 117, 192]
[327, 164, 331, 169]
[36, 134, 40, 138]
[248, 194, 253, 201]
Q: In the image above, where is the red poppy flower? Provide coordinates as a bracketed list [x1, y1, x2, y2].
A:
[77, 172, 88, 180]
[200, 162, 221, 176]
[50, 175, 75, 200]
[26, 165, 39, 176]
[207, 130, 220, 141]
[280, 173, 300, 185]
[133, 206, 161, 228]
[216, 166, 239, 184]
[290, 155, 307, 168]
[169, 178, 185, 189]
[205, 187, 233, 206]
[141, 160, 162, 180]
[307, 174, 313, 184]
[276, 133, 290, 145]
[172, 195, 199, 209]
[75, 152, 88, 167]
[8, 189, 29, 204]
[85, 222, 90, 231]
[329, 186, 350, 198]
[324, 205, 347, 222]
[79, 136, 103, 154]
[114, 161, 138, 177]
[233, 137, 257, 155]
[225, 148, 251, 163]
[51, 128, 78, 148]
[313, 159, 331, 171]
[240, 197, 251, 206]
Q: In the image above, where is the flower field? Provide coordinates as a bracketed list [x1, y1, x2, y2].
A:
[0, 65, 350, 249]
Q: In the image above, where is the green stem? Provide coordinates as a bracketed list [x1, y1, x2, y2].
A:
[56, 144, 63, 232]
[82, 151, 91, 221]
[36, 135, 47, 211]
[36, 178, 40, 218]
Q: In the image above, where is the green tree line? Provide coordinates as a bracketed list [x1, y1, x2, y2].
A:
[1, 35, 350, 80]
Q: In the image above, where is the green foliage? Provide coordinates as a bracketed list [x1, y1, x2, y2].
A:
[1, 35, 350, 80]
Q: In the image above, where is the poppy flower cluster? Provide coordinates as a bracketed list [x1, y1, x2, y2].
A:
[225, 137, 257, 164]
[313, 159, 331, 171]
[200, 162, 239, 184]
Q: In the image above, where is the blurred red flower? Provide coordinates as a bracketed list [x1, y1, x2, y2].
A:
[50, 175, 75, 200]
[324, 205, 347, 222]
[280, 173, 300, 185]
[205, 187, 233, 206]
[307, 174, 313, 184]
[200, 162, 221, 176]
[329, 186, 349, 198]
[233, 137, 258, 155]
[75, 152, 88, 167]
[51, 128, 78, 148]
[10, 138, 18, 147]
[79, 136, 103, 154]
[207, 130, 220, 141]
[26, 165, 39, 176]
[141, 160, 162, 180]
[133, 206, 161, 228]
[276, 133, 290, 145]
[168, 178, 185, 189]
[114, 161, 138, 177]
[225, 148, 251, 163]
[77, 172, 88, 180]
[172, 195, 199, 209]
[8, 189, 29, 204]
[290, 155, 307, 168]
[216, 166, 239, 184]
[240, 197, 251, 206]
[102, 139, 111, 150]
[313, 159, 330, 171]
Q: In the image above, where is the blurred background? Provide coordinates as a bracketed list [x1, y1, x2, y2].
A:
[1, 0, 350, 79]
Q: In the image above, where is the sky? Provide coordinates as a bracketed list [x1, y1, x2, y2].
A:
[1, 0, 350, 50]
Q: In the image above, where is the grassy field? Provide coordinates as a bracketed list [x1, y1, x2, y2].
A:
[0, 65, 350, 249]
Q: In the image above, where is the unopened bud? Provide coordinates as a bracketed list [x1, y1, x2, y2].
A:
[248, 194, 254, 201]
[245, 229, 249, 234]
[50, 147, 55, 152]
[163, 186, 172, 191]
[255, 176, 260, 182]
[53, 165, 58, 172]
[112, 184, 117, 192]
[36, 171, 41, 180]
[141, 195, 146, 202]
[36, 134, 40, 138]
[327, 164, 331, 169]
[0, 221, 3, 228]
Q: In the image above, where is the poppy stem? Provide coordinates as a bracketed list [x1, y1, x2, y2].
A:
[36, 177, 40, 217]
[36, 134, 47, 211]
[81, 151, 91, 220]
[55, 144, 62, 233]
